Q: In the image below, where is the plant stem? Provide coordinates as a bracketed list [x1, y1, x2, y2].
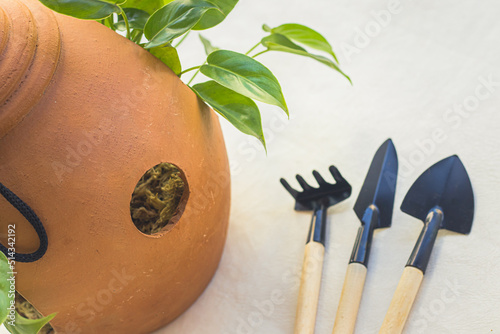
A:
[180, 65, 202, 76]
[132, 30, 144, 44]
[187, 68, 202, 85]
[174, 31, 190, 48]
[252, 50, 269, 58]
[120, 8, 131, 40]
[245, 41, 261, 55]
[104, 16, 116, 31]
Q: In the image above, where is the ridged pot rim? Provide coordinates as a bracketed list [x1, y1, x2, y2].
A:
[0, 0, 61, 140]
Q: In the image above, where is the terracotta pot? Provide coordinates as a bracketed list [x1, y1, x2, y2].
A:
[0, 0, 231, 333]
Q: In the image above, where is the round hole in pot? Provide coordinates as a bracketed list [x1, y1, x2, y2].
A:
[130, 162, 188, 235]
[15, 292, 54, 334]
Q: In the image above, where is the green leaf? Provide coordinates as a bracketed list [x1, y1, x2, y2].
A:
[103, 15, 116, 30]
[144, 0, 222, 49]
[265, 23, 339, 63]
[261, 33, 351, 83]
[199, 34, 218, 55]
[0, 252, 56, 334]
[0, 252, 13, 325]
[200, 50, 288, 115]
[121, 0, 172, 14]
[131, 29, 144, 43]
[116, 8, 150, 31]
[38, 0, 121, 20]
[193, 0, 238, 30]
[149, 45, 182, 75]
[192, 81, 265, 147]
[4, 312, 56, 334]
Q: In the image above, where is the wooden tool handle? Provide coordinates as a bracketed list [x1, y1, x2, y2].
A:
[332, 262, 368, 334]
[294, 241, 325, 334]
[379, 266, 424, 334]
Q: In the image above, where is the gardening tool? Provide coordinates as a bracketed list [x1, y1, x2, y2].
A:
[332, 139, 398, 334]
[281, 166, 352, 334]
[379, 155, 474, 334]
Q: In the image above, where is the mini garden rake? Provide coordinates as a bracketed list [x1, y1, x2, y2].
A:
[281, 166, 352, 334]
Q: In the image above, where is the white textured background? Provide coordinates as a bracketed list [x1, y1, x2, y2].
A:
[5, 0, 500, 333]
[162, 0, 500, 333]
[156, 0, 500, 333]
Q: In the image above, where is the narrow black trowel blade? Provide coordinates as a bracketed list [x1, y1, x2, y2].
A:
[401, 155, 474, 234]
[353, 139, 398, 228]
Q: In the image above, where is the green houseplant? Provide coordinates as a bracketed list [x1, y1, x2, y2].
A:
[38, 0, 349, 148]
[0, 0, 349, 333]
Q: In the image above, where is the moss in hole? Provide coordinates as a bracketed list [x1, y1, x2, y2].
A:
[130, 162, 185, 235]
[15, 292, 54, 334]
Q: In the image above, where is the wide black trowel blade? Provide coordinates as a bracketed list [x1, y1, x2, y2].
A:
[401, 155, 474, 234]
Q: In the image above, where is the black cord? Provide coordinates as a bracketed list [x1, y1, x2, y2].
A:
[0, 182, 48, 262]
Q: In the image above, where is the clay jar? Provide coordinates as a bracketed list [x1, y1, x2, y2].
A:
[0, 0, 231, 333]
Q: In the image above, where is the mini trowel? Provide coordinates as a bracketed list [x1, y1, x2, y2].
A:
[379, 155, 474, 334]
[332, 139, 398, 334]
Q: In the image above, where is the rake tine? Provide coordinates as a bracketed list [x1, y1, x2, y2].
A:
[280, 178, 299, 198]
[296, 174, 312, 190]
[329, 165, 345, 184]
[312, 170, 327, 185]
[280, 165, 352, 334]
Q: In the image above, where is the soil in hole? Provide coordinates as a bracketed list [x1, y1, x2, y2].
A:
[15, 292, 54, 334]
[130, 162, 185, 235]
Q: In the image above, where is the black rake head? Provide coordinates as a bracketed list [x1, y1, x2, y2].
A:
[281, 166, 352, 211]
